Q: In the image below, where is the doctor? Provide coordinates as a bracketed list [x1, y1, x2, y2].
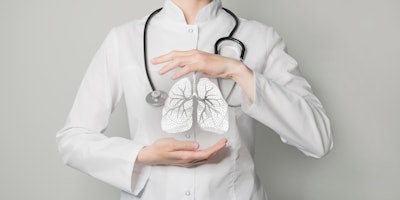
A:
[56, 0, 333, 199]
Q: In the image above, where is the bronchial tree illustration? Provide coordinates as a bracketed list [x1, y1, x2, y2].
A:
[161, 76, 229, 134]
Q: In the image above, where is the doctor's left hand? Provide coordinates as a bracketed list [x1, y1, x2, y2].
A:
[152, 49, 246, 80]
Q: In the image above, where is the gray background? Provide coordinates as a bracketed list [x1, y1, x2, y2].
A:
[1, 0, 399, 199]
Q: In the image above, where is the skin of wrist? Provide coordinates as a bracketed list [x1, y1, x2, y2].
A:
[137, 146, 150, 164]
[228, 60, 252, 83]
[227, 60, 255, 102]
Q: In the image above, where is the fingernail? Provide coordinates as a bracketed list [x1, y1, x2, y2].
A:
[193, 143, 199, 149]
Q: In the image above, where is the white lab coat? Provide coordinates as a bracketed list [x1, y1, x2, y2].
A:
[56, 0, 333, 199]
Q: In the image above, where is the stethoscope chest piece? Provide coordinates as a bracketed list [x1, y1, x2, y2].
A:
[146, 90, 168, 106]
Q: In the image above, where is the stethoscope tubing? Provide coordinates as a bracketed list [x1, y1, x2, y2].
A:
[143, 8, 163, 92]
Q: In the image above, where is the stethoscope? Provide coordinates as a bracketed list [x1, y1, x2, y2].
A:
[144, 7, 245, 107]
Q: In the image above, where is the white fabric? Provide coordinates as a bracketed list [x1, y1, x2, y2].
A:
[56, 0, 333, 199]
[161, 77, 229, 134]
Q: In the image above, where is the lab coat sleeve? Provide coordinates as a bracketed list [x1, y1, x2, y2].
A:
[241, 27, 333, 158]
[56, 28, 150, 195]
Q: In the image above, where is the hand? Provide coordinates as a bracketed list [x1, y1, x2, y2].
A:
[152, 50, 244, 80]
[153, 49, 255, 103]
[137, 137, 228, 168]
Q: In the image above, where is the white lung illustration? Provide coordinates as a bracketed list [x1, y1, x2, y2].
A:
[161, 77, 228, 134]
[161, 78, 194, 133]
[196, 78, 229, 134]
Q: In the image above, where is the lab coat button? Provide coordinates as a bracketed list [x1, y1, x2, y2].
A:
[185, 190, 191, 196]
[185, 133, 191, 138]
[188, 28, 193, 33]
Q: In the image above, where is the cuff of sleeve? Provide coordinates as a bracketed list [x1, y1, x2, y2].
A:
[127, 143, 151, 195]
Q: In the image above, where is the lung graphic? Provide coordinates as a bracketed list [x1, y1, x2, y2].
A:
[161, 77, 229, 134]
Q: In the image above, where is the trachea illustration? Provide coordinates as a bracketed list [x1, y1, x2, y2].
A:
[161, 75, 229, 134]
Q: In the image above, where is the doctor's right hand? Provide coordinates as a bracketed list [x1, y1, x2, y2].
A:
[137, 137, 227, 168]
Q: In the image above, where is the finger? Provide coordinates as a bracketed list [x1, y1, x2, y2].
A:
[151, 52, 174, 64]
[190, 159, 208, 166]
[169, 138, 227, 164]
[171, 65, 196, 80]
[158, 60, 181, 75]
[189, 158, 208, 164]
[203, 138, 228, 156]
[151, 50, 194, 65]
[158, 55, 196, 75]
[180, 160, 209, 168]
[170, 140, 199, 151]
[191, 138, 228, 160]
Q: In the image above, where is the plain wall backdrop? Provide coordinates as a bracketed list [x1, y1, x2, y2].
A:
[1, 0, 399, 199]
